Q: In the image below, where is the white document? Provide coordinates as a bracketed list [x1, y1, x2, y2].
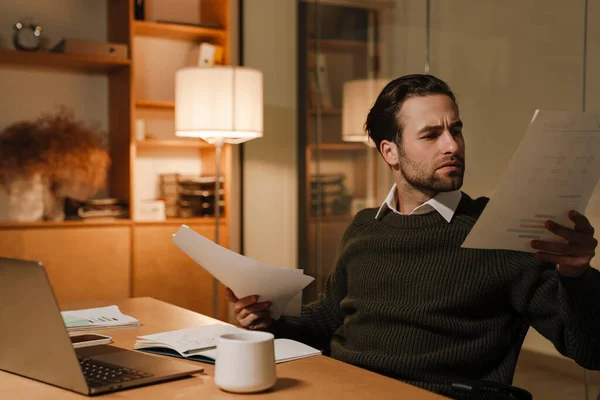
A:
[135, 325, 321, 363]
[136, 324, 242, 355]
[172, 225, 314, 319]
[462, 109, 600, 252]
[61, 306, 140, 332]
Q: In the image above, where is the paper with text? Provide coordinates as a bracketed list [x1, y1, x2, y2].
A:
[462, 109, 600, 252]
[172, 225, 314, 319]
[61, 305, 140, 331]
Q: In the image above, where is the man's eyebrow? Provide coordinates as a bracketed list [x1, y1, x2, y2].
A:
[418, 120, 463, 134]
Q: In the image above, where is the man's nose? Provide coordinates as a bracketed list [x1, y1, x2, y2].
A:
[441, 131, 459, 154]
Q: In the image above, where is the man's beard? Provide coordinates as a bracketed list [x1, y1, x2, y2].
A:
[398, 153, 465, 192]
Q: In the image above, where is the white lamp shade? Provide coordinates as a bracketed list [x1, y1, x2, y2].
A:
[175, 66, 263, 144]
[342, 78, 389, 147]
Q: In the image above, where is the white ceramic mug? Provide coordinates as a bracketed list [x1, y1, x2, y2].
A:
[214, 331, 277, 393]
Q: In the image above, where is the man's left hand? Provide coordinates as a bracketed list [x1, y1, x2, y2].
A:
[531, 210, 597, 278]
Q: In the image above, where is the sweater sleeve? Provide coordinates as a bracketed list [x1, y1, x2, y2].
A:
[269, 220, 357, 351]
[504, 251, 600, 369]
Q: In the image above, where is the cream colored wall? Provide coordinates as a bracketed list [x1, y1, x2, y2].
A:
[242, 0, 298, 269]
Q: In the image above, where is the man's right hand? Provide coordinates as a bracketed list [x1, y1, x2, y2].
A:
[225, 288, 272, 330]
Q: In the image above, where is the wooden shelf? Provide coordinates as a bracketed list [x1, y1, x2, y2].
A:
[0, 48, 130, 73]
[309, 108, 341, 116]
[0, 219, 132, 229]
[134, 21, 226, 42]
[309, 39, 369, 52]
[308, 143, 368, 151]
[134, 217, 226, 226]
[136, 139, 210, 150]
[135, 99, 175, 110]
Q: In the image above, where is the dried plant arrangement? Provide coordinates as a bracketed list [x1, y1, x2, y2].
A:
[0, 108, 111, 221]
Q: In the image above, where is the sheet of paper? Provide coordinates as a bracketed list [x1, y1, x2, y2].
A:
[61, 305, 140, 331]
[136, 324, 243, 355]
[172, 225, 314, 319]
[462, 109, 600, 252]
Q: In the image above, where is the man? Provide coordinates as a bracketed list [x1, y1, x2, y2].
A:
[226, 74, 600, 397]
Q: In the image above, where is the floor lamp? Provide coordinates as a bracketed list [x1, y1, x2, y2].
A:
[342, 78, 388, 208]
[175, 66, 264, 318]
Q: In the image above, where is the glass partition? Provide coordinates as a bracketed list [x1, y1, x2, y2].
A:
[296, 0, 599, 398]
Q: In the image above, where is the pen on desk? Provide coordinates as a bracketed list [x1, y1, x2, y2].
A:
[183, 346, 215, 355]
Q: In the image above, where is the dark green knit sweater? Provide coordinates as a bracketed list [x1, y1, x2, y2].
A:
[273, 193, 600, 397]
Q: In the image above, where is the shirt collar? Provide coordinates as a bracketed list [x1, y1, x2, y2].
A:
[375, 184, 462, 223]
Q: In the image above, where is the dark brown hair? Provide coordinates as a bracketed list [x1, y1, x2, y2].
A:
[365, 74, 457, 152]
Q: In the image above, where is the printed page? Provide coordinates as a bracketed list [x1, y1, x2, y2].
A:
[462, 110, 600, 252]
[172, 225, 315, 319]
[136, 324, 244, 355]
[61, 305, 140, 331]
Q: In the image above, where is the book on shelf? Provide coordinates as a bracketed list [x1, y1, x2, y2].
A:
[134, 324, 321, 364]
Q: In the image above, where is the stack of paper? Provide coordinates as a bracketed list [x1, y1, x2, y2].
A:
[134, 324, 321, 364]
[61, 305, 140, 331]
[462, 110, 600, 252]
[172, 225, 315, 319]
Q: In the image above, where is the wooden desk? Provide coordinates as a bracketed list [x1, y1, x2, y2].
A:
[0, 298, 446, 399]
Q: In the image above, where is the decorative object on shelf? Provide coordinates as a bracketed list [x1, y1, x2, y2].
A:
[187, 43, 224, 67]
[51, 39, 128, 59]
[341, 78, 388, 146]
[134, 199, 165, 221]
[308, 53, 333, 109]
[12, 20, 43, 52]
[134, 0, 145, 21]
[175, 65, 263, 317]
[0, 108, 110, 222]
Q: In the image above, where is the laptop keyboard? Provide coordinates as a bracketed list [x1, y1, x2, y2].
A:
[78, 357, 154, 388]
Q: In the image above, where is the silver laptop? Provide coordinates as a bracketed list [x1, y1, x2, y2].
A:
[0, 257, 203, 395]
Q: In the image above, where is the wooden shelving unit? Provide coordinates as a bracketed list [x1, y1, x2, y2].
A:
[134, 217, 223, 226]
[135, 99, 175, 110]
[134, 20, 225, 42]
[0, 48, 130, 73]
[136, 139, 210, 150]
[0, 0, 233, 321]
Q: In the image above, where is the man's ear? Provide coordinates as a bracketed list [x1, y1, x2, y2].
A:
[380, 140, 399, 167]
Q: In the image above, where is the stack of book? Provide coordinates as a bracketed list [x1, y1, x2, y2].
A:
[310, 174, 352, 217]
[66, 198, 128, 221]
[159, 174, 225, 218]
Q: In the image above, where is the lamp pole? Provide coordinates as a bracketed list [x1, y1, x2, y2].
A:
[213, 137, 224, 319]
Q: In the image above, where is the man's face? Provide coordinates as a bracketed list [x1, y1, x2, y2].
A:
[395, 94, 465, 192]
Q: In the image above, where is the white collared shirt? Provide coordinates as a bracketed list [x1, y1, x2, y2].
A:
[375, 184, 462, 223]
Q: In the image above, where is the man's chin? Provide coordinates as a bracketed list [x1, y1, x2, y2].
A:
[432, 176, 463, 192]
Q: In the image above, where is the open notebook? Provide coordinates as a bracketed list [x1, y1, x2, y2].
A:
[134, 324, 321, 364]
